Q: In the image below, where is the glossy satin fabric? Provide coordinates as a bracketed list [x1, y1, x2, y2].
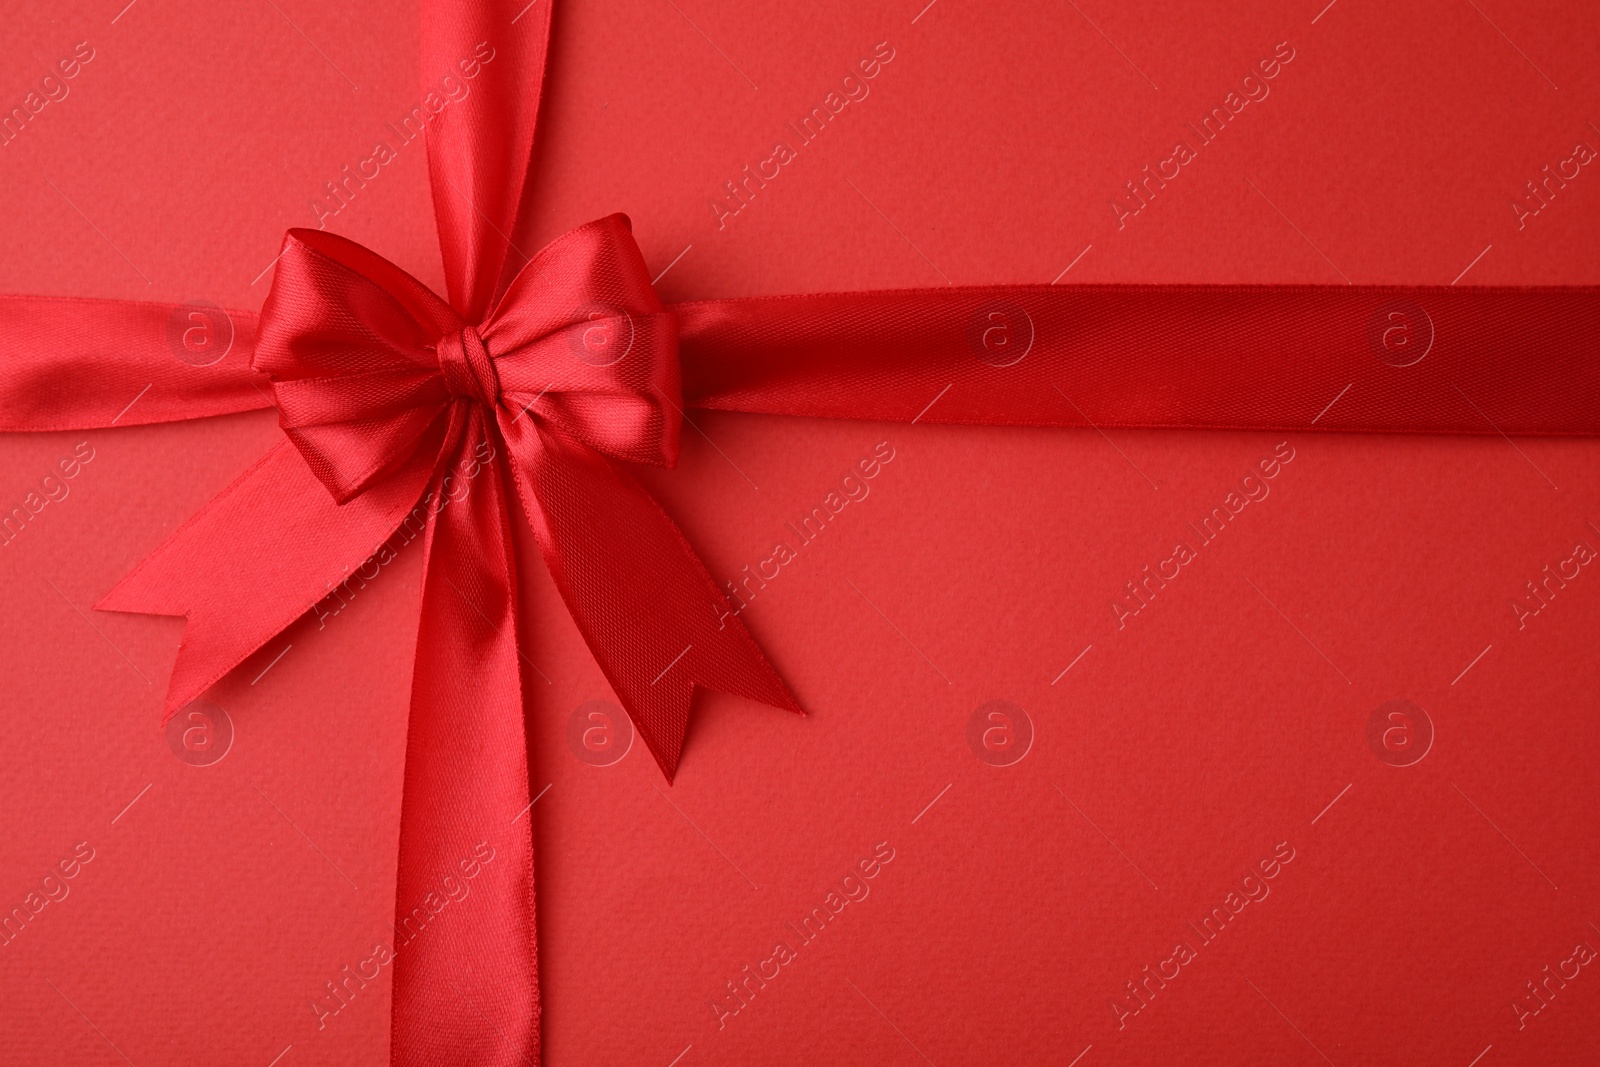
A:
[0, 0, 1598, 1064]
[677, 284, 1600, 435]
[10, 283, 1597, 437]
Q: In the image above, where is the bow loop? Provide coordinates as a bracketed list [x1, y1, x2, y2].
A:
[257, 229, 462, 501]
[256, 214, 682, 503]
[483, 213, 682, 468]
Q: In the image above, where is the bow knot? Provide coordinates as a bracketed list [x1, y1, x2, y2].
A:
[254, 213, 682, 502]
[437, 324, 499, 405]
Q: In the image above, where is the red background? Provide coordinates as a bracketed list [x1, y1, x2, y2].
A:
[1, 0, 1598, 1064]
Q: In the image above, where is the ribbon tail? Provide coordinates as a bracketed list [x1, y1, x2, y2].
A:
[0, 294, 269, 431]
[96, 437, 437, 718]
[499, 412, 801, 780]
[389, 409, 539, 1067]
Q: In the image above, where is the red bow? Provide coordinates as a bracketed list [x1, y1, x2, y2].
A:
[261, 218, 683, 500]
[251, 214, 800, 773]
[98, 215, 798, 1065]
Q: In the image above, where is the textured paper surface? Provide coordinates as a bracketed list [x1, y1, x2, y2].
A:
[1, 0, 1598, 1064]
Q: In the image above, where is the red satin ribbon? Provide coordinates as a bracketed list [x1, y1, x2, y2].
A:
[0, 1, 1597, 1065]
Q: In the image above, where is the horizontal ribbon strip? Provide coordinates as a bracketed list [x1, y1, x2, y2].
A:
[9, 285, 1598, 435]
[677, 284, 1600, 435]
